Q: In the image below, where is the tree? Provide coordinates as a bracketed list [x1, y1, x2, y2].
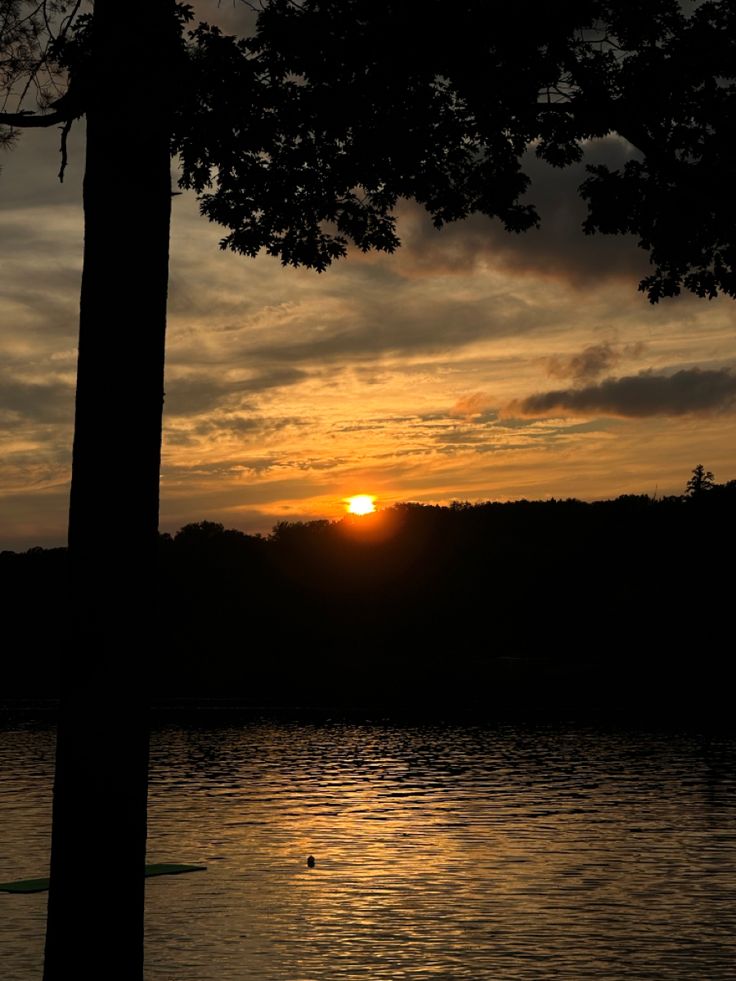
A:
[2, 4, 184, 979]
[177, 0, 736, 302]
[686, 464, 716, 498]
[1, 2, 734, 978]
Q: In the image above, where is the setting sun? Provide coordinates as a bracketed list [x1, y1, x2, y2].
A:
[345, 495, 376, 516]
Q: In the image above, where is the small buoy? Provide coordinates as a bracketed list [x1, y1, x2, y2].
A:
[307, 855, 315, 868]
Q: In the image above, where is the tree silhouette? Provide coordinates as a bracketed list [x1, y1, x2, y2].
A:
[1, 2, 735, 978]
[686, 464, 716, 498]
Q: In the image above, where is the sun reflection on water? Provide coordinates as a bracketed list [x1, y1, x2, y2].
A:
[3, 723, 736, 980]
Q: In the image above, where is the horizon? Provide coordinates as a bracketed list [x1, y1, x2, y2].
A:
[3, 467, 729, 552]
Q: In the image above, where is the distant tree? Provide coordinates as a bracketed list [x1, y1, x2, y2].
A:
[175, 520, 227, 542]
[270, 519, 332, 543]
[686, 464, 716, 498]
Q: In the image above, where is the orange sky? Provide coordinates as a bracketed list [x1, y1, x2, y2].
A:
[1, 45, 735, 549]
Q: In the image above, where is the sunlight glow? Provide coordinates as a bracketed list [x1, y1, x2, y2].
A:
[345, 495, 376, 515]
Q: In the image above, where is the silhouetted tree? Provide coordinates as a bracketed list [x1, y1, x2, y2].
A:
[686, 464, 716, 498]
[1, 2, 735, 978]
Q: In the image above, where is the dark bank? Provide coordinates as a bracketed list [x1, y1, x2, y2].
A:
[4, 476, 734, 724]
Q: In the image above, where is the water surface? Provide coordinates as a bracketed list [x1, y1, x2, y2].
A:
[2, 718, 735, 979]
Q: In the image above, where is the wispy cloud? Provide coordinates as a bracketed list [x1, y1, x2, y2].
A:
[546, 340, 647, 384]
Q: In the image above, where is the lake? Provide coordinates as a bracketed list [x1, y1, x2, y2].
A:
[2, 715, 736, 979]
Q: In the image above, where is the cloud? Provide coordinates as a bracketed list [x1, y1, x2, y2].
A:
[544, 339, 648, 384]
[235, 289, 567, 367]
[163, 366, 309, 416]
[189, 414, 309, 439]
[393, 137, 649, 287]
[189, 1, 258, 35]
[0, 370, 74, 423]
[510, 367, 736, 419]
[0, 127, 85, 209]
[450, 392, 498, 419]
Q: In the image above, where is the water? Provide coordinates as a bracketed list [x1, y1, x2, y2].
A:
[2, 718, 736, 980]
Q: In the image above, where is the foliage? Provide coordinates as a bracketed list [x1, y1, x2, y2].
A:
[175, 0, 736, 298]
[578, 1, 736, 300]
[685, 463, 715, 497]
[0, 1, 80, 110]
[175, 3, 595, 269]
[4, 1, 735, 298]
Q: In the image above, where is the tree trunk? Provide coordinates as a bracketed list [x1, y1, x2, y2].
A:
[43, 3, 177, 978]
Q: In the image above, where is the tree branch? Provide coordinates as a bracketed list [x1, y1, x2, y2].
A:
[58, 115, 73, 182]
[533, 89, 663, 162]
[0, 108, 69, 127]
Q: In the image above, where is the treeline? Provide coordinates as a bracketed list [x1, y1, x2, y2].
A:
[3, 476, 735, 716]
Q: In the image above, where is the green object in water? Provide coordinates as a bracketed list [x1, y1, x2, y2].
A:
[0, 863, 206, 894]
[144, 863, 207, 879]
[0, 877, 49, 894]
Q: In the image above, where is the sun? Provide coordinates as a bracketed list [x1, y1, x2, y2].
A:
[345, 494, 376, 516]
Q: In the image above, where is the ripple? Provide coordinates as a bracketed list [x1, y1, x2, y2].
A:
[2, 722, 736, 979]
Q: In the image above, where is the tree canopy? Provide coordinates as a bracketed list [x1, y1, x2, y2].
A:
[686, 463, 716, 497]
[177, 0, 736, 300]
[3, 0, 735, 298]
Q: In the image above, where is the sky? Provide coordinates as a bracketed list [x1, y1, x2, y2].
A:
[1, 6, 735, 550]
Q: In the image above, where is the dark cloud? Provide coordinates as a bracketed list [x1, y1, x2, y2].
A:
[0, 219, 78, 258]
[0, 126, 85, 209]
[0, 371, 74, 423]
[396, 137, 649, 287]
[547, 342, 616, 382]
[190, 1, 258, 35]
[163, 366, 308, 416]
[511, 368, 736, 419]
[194, 415, 265, 436]
[546, 340, 647, 383]
[0, 283, 80, 336]
[161, 460, 251, 480]
[163, 376, 250, 416]
[160, 474, 333, 511]
[190, 414, 309, 438]
[239, 291, 567, 367]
